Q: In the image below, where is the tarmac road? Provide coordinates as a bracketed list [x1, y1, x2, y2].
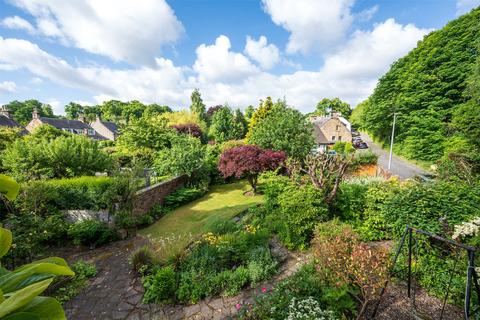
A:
[360, 132, 428, 179]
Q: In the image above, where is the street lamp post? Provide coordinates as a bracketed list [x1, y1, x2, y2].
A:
[388, 113, 399, 170]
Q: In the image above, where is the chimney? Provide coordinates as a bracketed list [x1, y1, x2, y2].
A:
[78, 113, 86, 123]
[0, 105, 11, 119]
[32, 107, 40, 120]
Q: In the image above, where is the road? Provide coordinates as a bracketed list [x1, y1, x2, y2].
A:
[360, 133, 427, 179]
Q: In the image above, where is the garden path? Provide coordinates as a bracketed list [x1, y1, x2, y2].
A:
[63, 236, 311, 320]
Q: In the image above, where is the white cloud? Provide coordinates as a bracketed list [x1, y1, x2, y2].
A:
[0, 81, 17, 93]
[356, 5, 379, 22]
[31, 77, 44, 85]
[7, 0, 184, 65]
[244, 36, 280, 69]
[456, 0, 480, 15]
[193, 35, 259, 83]
[0, 18, 429, 112]
[321, 19, 431, 80]
[46, 98, 63, 114]
[1, 16, 36, 34]
[262, 0, 355, 54]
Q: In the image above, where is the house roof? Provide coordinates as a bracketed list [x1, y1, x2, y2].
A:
[101, 121, 119, 133]
[0, 115, 22, 128]
[312, 120, 329, 144]
[39, 117, 108, 140]
[39, 117, 91, 130]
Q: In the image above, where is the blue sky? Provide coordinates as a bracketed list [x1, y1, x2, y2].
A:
[0, 0, 479, 114]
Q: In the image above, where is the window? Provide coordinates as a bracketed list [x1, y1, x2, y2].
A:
[339, 136, 342, 141]
[331, 136, 336, 141]
[336, 125, 339, 131]
[74, 129, 83, 134]
[88, 129, 95, 136]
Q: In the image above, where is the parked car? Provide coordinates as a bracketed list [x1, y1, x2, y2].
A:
[354, 141, 368, 149]
[352, 130, 360, 137]
[353, 136, 362, 142]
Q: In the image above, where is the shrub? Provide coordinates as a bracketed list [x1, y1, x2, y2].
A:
[208, 219, 239, 235]
[383, 181, 480, 238]
[277, 184, 329, 249]
[333, 181, 371, 222]
[154, 134, 205, 178]
[313, 220, 390, 318]
[238, 263, 354, 319]
[175, 229, 277, 303]
[130, 246, 157, 272]
[142, 265, 177, 304]
[351, 151, 378, 168]
[2, 134, 112, 181]
[16, 176, 117, 214]
[287, 297, 337, 320]
[67, 220, 117, 248]
[163, 185, 207, 210]
[356, 180, 401, 241]
[53, 260, 98, 303]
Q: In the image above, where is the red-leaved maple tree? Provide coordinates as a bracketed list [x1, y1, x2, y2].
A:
[218, 145, 286, 193]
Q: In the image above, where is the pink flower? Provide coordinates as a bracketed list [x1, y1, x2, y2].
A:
[235, 303, 242, 310]
[261, 287, 267, 293]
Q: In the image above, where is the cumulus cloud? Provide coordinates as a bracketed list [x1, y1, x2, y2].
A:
[456, 0, 480, 15]
[193, 35, 259, 83]
[6, 0, 184, 65]
[0, 18, 429, 112]
[321, 19, 431, 80]
[0, 81, 17, 93]
[262, 0, 355, 54]
[1, 16, 36, 34]
[244, 36, 280, 69]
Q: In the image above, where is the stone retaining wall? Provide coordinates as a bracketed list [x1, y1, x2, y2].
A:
[132, 175, 188, 215]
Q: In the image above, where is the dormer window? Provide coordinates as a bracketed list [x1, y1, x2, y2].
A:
[88, 129, 95, 136]
[74, 129, 83, 134]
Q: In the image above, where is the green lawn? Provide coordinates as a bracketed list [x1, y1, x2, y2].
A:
[139, 180, 264, 261]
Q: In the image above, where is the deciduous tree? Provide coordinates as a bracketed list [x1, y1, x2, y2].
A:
[315, 98, 352, 118]
[190, 89, 207, 122]
[247, 102, 314, 159]
[154, 135, 205, 177]
[4, 100, 54, 125]
[218, 145, 285, 193]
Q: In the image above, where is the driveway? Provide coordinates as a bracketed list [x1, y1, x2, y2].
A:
[360, 133, 427, 179]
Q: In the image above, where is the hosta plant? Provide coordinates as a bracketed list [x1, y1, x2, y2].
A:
[0, 174, 74, 319]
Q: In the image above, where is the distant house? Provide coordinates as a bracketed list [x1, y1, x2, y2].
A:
[89, 116, 119, 141]
[25, 109, 107, 140]
[0, 105, 25, 131]
[311, 113, 352, 152]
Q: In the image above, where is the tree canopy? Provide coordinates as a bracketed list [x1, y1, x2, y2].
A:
[4, 100, 55, 125]
[247, 101, 315, 159]
[358, 8, 480, 163]
[190, 89, 207, 122]
[208, 106, 247, 143]
[315, 98, 352, 119]
[218, 145, 285, 193]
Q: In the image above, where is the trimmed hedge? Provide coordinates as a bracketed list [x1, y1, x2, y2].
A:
[15, 176, 119, 214]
